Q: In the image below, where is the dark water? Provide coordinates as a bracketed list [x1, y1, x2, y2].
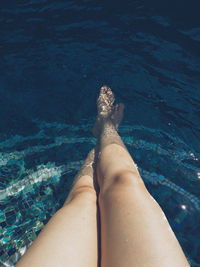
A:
[0, 0, 200, 266]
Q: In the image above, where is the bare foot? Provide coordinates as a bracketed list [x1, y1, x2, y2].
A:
[97, 85, 115, 117]
[111, 103, 124, 130]
[92, 86, 124, 137]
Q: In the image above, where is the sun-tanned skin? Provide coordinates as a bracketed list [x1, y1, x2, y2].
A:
[16, 86, 189, 267]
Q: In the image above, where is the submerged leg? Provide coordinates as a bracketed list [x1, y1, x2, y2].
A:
[94, 86, 189, 267]
[16, 150, 98, 267]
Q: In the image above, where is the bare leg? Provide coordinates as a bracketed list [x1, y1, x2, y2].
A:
[94, 86, 189, 267]
[16, 150, 98, 267]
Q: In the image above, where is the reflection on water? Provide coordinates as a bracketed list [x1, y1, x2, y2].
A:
[0, 0, 200, 266]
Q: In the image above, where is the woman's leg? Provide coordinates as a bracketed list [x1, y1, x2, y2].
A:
[16, 149, 98, 267]
[94, 86, 189, 267]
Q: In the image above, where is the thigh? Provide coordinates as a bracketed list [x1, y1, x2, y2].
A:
[99, 172, 189, 267]
[16, 191, 98, 267]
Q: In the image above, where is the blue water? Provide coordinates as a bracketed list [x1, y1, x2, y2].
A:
[0, 0, 200, 266]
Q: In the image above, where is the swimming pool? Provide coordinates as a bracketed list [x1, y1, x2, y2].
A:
[0, 0, 200, 266]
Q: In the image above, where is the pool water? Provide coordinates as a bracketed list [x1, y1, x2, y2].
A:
[0, 0, 200, 266]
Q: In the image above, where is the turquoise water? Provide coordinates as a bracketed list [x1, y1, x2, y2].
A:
[0, 0, 200, 266]
[1, 120, 200, 266]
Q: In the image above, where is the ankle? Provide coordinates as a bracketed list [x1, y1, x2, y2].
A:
[102, 120, 117, 134]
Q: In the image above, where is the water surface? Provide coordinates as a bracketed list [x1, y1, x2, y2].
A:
[0, 0, 200, 266]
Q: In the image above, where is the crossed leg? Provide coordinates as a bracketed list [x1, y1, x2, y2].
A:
[16, 86, 189, 267]
[16, 149, 98, 267]
[94, 86, 189, 267]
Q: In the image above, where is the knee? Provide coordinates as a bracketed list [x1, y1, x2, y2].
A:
[113, 170, 137, 185]
[101, 170, 144, 196]
[67, 184, 97, 204]
[112, 170, 143, 186]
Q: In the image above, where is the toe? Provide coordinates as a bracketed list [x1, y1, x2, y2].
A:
[100, 85, 109, 93]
